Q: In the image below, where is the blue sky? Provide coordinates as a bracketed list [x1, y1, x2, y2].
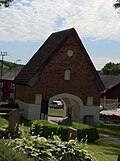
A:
[0, 0, 120, 70]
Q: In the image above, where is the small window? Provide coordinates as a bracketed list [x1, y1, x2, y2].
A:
[64, 69, 71, 80]
[87, 96, 93, 106]
[10, 83, 15, 89]
[9, 93, 14, 99]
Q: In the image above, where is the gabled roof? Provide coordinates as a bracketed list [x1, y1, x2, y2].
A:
[2, 66, 23, 80]
[100, 75, 120, 89]
[14, 28, 104, 91]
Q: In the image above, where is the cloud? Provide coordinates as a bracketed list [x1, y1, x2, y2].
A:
[0, 0, 120, 42]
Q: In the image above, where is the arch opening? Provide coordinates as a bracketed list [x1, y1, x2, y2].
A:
[48, 93, 83, 123]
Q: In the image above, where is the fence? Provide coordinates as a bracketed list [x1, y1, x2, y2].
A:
[100, 98, 119, 110]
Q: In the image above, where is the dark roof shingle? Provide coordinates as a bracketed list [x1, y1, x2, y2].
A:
[14, 28, 76, 85]
[100, 75, 120, 89]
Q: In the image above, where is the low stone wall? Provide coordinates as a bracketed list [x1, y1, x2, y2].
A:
[16, 99, 41, 120]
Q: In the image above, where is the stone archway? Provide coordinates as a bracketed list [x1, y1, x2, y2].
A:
[49, 93, 83, 123]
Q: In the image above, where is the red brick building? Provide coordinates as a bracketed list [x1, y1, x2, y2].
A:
[14, 28, 104, 126]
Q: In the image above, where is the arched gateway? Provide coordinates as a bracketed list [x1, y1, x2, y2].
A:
[14, 28, 104, 126]
[49, 93, 83, 123]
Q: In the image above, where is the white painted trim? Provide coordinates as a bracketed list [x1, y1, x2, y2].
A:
[49, 93, 83, 107]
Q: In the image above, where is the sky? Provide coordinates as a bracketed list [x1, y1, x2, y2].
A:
[0, 0, 120, 70]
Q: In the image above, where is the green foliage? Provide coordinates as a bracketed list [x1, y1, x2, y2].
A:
[9, 134, 94, 161]
[30, 120, 99, 142]
[100, 62, 120, 75]
[72, 122, 99, 142]
[0, 125, 8, 138]
[0, 60, 23, 68]
[0, 139, 33, 161]
[114, 0, 120, 9]
[30, 120, 68, 141]
[0, 116, 8, 127]
[0, 0, 13, 7]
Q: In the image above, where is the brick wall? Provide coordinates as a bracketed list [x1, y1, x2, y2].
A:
[16, 35, 101, 105]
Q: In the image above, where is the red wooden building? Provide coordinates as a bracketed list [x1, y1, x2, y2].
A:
[100, 75, 120, 102]
[0, 67, 22, 101]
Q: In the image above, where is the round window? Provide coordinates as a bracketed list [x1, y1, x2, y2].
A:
[67, 50, 74, 57]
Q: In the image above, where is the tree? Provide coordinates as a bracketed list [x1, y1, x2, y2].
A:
[100, 62, 120, 75]
[0, 0, 13, 7]
[114, 0, 120, 9]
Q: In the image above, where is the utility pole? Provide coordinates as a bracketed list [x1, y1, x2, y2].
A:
[0, 51, 7, 103]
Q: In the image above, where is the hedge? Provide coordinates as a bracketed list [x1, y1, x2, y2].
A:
[30, 120, 99, 142]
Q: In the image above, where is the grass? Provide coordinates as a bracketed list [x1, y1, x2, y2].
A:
[48, 107, 63, 117]
[88, 139, 120, 161]
[0, 116, 8, 127]
[97, 121, 120, 137]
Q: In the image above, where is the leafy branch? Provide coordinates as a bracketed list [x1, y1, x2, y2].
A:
[114, 0, 120, 9]
[0, 0, 13, 7]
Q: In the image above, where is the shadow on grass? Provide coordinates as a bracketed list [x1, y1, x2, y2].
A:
[98, 121, 120, 137]
[89, 139, 120, 155]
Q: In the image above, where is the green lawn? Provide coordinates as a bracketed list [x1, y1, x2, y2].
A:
[88, 139, 120, 161]
[48, 107, 63, 117]
[98, 121, 120, 137]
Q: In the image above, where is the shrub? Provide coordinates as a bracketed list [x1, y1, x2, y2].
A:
[0, 139, 33, 161]
[0, 125, 9, 138]
[30, 120, 99, 142]
[72, 122, 99, 142]
[30, 120, 68, 141]
[1, 102, 19, 109]
[9, 135, 94, 161]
